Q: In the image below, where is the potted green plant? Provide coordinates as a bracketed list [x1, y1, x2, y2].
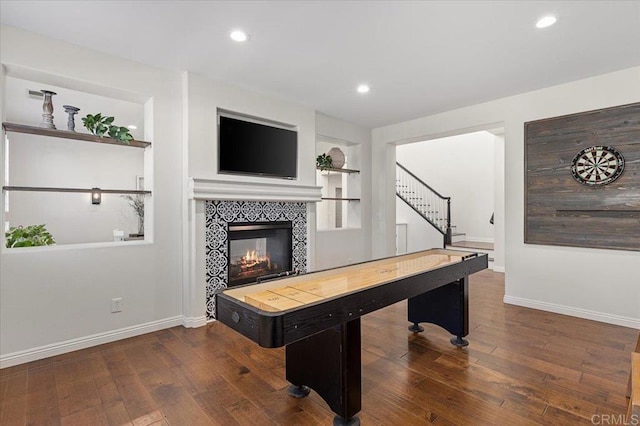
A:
[316, 153, 333, 171]
[5, 224, 55, 248]
[82, 113, 134, 144]
[122, 194, 144, 236]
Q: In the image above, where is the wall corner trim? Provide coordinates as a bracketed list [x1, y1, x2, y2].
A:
[182, 315, 208, 328]
[503, 295, 640, 329]
[0, 316, 184, 369]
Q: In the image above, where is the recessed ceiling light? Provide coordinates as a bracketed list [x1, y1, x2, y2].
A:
[536, 16, 557, 29]
[127, 125, 137, 130]
[357, 84, 370, 94]
[230, 30, 249, 42]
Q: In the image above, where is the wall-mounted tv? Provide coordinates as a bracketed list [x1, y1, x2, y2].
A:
[218, 114, 297, 179]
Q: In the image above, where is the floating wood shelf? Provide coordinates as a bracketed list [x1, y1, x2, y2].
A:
[556, 209, 640, 212]
[316, 166, 360, 174]
[2, 122, 151, 148]
[556, 208, 640, 218]
[321, 197, 360, 201]
[3, 186, 151, 195]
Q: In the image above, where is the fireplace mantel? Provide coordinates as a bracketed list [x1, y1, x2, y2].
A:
[189, 178, 322, 202]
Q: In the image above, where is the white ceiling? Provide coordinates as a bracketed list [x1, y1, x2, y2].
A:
[1, 1, 639, 128]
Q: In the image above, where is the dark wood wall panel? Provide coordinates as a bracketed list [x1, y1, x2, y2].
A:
[524, 102, 640, 251]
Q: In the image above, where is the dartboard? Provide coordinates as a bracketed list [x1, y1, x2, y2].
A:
[570, 145, 625, 186]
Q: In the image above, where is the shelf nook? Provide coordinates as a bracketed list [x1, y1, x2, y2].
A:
[316, 136, 362, 230]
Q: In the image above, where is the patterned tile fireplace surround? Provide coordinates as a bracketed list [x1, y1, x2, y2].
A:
[189, 178, 321, 321]
[204, 200, 309, 319]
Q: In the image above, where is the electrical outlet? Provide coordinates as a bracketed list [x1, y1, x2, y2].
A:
[111, 297, 123, 313]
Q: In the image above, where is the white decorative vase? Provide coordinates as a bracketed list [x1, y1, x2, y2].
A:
[327, 147, 345, 169]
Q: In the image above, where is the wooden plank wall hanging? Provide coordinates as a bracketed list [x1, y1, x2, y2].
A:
[525, 102, 640, 251]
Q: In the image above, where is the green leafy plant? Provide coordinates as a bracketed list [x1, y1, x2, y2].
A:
[316, 153, 333, 171]
[5, 224, 55, 248]
[82, 113, 133, 144]
[108, 125, 134, 144]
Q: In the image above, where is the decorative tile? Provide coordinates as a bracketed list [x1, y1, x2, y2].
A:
[204, 200, 308, 320]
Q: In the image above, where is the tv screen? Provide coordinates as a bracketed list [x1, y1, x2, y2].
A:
[219, 115, 297, 179]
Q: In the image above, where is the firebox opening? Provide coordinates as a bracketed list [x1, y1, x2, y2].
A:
[227, 221, 293, 287]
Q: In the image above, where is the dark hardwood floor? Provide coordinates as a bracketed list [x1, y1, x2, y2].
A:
[1, 270, 637, 425]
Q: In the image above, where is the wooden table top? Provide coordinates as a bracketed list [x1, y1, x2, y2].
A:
[223, 249, 473, 312]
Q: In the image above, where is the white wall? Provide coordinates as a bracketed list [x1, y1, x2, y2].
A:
[492, 133, 505, 272]
[372, 67, 640, 328]
[314, 113, 372, 270]
[395, 199, 444, 252]
[186, 73, 316, 186]
[0, 26, 184, 366]
[396, 131, 495, 243]
[183, 71, 319, 322]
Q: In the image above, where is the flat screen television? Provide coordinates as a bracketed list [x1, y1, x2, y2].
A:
[218, 115, 297, 179]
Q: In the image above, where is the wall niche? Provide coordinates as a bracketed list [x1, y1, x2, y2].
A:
[2, 76, 150, 247]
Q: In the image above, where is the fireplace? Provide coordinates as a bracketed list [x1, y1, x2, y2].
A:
[227, 221, 293, 287]
[205, 200, 309, 320]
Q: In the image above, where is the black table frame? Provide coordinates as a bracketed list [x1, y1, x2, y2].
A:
[217, 250, 488, 425]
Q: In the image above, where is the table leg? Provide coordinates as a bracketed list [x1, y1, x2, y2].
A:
[407, 277, 469, 346]
[286, 318, 361, 424]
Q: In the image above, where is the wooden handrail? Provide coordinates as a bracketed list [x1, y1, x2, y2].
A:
[396, 162, 449, 200]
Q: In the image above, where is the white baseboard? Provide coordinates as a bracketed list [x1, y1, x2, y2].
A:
[492, 265, 505, 273]
[182, 315, 208, 328]
[465, 237, 495, 244]
[0, 316, 184, 369]
[503, 295, 640, 329]
[451, 236, 466, 244]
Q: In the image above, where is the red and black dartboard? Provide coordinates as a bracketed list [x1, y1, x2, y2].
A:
[570, 145, 625, 186]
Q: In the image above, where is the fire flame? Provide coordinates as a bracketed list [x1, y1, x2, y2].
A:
[240, 250, 270, 269]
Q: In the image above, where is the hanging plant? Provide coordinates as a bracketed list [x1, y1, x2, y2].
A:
[82, 113, 133, 144]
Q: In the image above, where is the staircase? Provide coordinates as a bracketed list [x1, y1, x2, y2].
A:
[396, 162, 452, 247]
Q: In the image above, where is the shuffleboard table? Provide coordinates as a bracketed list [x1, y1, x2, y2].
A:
[216, 248, 488, 425]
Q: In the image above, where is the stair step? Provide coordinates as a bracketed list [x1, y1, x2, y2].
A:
[446, 244, 493, 261]
[451, 232, 466, 243]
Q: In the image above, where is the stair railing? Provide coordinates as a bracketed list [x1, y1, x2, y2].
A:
[396, 162, 452, 247]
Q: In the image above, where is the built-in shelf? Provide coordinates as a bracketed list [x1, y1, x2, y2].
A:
[2, 122, 151, 148]
[316, 166, 360, 174]
[321, 197, 360, 201]
[556, 208, 640, 212]
[556, 208, 640, 218]
[2, 186, 151, 195]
